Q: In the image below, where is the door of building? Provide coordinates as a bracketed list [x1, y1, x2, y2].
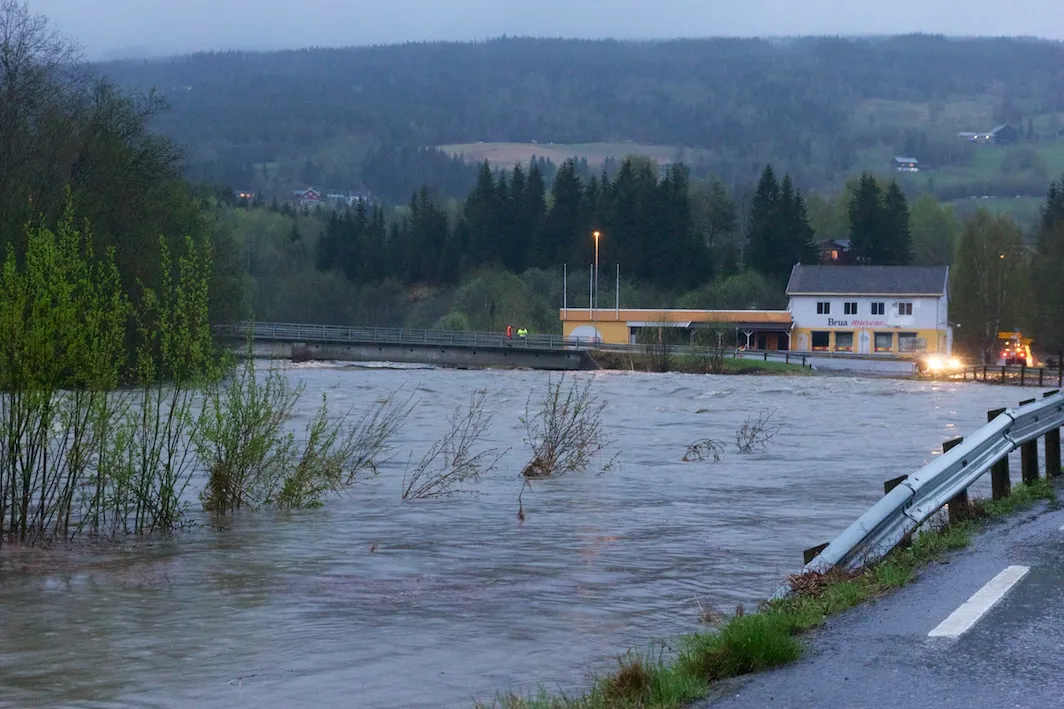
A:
[858, 331, 871, 354]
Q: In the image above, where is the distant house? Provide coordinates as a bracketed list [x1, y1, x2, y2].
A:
[960, 125, 1018, 145]
[989, 124, 1018, 145]
[293, 187, 322, 207]
[818, 239, 854, 264]
[892, 156, 920, 172]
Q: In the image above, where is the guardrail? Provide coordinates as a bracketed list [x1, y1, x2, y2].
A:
[792, 390, 1064, 588]
[958, 364, 1064, 388]
[215, 322, 811, 365]
[215, 321, 574, 351]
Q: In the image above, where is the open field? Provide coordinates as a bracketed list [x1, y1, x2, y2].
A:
[850, 96, 1000, 134]
[439, 141, 700, 168]
[948, 196, 1046, 231]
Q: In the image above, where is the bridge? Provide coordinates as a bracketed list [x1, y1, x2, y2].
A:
[215, 321, 813, 371]
[214, 321, 594, 370]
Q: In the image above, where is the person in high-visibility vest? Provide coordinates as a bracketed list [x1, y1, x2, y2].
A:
[517, 328, 528, 339]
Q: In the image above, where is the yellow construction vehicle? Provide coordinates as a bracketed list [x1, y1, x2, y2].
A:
[998, 331, 1035, 366]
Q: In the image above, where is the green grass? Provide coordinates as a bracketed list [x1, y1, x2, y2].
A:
[852, 139, 1064, 192]
[477, 478, 1056, 709]
[948, 196, 1045, 231]
[589, 350, 812, 376]
[438, 142, 707, 169]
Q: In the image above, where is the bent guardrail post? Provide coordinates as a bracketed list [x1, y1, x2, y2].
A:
[988, 407, 1011, 499]
[944, 437, 968, 522]
[1019, 398, 1039, 484]
[1046, 390, 1062, 478]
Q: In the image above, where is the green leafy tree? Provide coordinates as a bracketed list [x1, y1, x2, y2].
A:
[910, 194, 959, 266]
[1030, 175, 1064, 361]
[951, 210, 1026, 363]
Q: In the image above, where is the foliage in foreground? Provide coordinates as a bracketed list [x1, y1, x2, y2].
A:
[478, 479, 1055, 709]
[0, 211, 215, 545]
[196, 352, 414, 513]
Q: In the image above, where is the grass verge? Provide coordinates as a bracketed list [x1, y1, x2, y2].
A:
[589, 351, 812, 376]
[478, 478, 1056, 709]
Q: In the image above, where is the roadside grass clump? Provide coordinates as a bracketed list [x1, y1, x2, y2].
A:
[479, 479, 1056, 709]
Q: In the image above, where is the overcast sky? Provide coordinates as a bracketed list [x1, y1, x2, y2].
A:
[28, 0, 1064, 60]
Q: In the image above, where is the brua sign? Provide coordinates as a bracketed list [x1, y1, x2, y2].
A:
[827, 319, 888, 327]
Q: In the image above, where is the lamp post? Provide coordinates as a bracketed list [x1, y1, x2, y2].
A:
[593, 230, 601, 317]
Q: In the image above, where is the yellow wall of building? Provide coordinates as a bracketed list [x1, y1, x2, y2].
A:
[562, 320, 630, 344]
[560, 309, 792, 346]
[790, 327, 946, 356]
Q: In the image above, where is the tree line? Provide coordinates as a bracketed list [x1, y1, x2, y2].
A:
[98, 35, 1064, 200]
[308, 155, 866, 294]
[950, 173, 1064, 362]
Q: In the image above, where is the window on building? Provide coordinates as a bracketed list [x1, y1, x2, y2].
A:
[816, 301, 830, 315]
[898, 332, 919, 352]
[834, 332, 854, 351]
[874, 332, 894, 352]
[844, 302, 857, 315]
[871, 302, 885, 315]
[898, 302, 913, 316]
[811, 331, 830, 351]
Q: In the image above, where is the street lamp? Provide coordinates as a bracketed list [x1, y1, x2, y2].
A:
[593, 230, 601, 316]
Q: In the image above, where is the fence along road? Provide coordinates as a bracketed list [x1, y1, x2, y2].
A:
[791, 389, 1064, 591]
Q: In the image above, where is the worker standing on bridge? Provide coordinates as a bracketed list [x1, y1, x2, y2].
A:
[506, 324, 513, 339]
[517, 327, 528, 340]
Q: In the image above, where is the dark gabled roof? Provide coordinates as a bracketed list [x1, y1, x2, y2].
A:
[786, 265, 949, 296]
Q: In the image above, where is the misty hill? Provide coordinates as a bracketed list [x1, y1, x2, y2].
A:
[99, 35, 1064, 199]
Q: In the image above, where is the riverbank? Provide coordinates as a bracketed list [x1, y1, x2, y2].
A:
[588, 350, 813, 375]
[478, 478, 1056, 709]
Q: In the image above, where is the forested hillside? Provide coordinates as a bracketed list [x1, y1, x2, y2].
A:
[99, 35, 1064, 200]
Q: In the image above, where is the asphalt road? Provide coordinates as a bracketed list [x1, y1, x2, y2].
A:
[699, 496, 1064, 709]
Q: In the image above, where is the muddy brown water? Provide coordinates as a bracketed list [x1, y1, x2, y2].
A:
[0, 365, 1046, 708]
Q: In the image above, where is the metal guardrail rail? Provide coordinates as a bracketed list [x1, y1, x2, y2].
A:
[214, 322, 814, 364]
[957, 363, 1064, 388]
[794, 391, 1064, 585]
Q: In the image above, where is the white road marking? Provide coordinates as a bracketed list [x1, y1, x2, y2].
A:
[928, 565, 1030, 638]
[1059, 524, 1064, 532]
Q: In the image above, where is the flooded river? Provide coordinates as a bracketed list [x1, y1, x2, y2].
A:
[0, 366, 1049, 708]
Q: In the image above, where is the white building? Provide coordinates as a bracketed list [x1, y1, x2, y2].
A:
[787, 265, 951, 356]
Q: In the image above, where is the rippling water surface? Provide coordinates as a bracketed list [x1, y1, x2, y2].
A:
[0, 366, 1047, 708]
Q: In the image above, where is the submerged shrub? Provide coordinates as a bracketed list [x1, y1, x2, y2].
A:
[401, 389, 504, 500]
[195, 352, 413, 512]
[520, 374, 614, 479]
